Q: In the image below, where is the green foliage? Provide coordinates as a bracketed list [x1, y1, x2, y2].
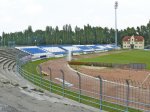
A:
[2, 21, 150, 46]
[78, 50, 150, 69]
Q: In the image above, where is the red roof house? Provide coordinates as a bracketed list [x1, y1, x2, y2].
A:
[122, 36, 144, 49]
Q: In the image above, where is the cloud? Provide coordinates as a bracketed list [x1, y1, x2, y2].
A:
[23, 1, 43, 16]
[0, 0, 150, 35]
[0, 16, 13, 24]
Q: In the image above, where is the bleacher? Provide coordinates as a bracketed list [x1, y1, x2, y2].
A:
[40, 46, 66, 55]
[15, 46, 53, 60]
[86, 45, 104, 52]
[60, 46, 83, 54]
[22, 48, 46, 54]
[16, 44, 119, 59]
[16, 46, 47, 54]
[75, 45, 94, 53]
[96, 45, 107, 51]
[104, 44, 115, 50]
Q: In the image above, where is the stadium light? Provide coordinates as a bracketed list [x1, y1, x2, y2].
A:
[34, 39, 36, 43]
[114, 1, 118, 46]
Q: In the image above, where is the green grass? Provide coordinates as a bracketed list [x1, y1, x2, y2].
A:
[20, 57, 142, 112]
[22, 58, 55, 74]
[78, 50, 150, 69]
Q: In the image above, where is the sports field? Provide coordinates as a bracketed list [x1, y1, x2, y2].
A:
[78, 50, 150, 69]
[21, 49, 150, 112]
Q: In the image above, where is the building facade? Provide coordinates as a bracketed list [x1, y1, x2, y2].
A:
[122, 36, 144, 49]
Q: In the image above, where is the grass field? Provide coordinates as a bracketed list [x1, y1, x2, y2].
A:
[78, 50, 150, 69]
[22, 58, 56, 74]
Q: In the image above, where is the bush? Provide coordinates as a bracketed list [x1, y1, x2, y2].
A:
[68, 61, 113, 67]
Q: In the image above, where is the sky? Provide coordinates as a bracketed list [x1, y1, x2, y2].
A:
[0, 0, 150, 35]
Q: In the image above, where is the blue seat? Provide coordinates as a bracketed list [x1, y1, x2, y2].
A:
[78, 46, 89, 50]
[90, 46, 99, 49]
[60, 46, 83, 53]
[40, 46, 66, 55]
[22, 48, 46, 54]
[77, 46, 94, 52]
[53, 52, 66, 55]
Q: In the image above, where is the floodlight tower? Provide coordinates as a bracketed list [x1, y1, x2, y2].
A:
[114, 1, 118, 46]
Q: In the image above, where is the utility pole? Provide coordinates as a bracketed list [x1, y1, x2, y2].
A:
[114, 1, 118, 46]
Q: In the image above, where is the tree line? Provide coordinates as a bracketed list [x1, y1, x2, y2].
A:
[0, 21, 150, 46]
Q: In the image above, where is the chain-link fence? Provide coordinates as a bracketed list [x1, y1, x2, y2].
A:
[16, 57, 150, 112]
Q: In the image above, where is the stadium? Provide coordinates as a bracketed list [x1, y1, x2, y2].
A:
[1, 1, 150, 112]
[0, 43, 150, 112]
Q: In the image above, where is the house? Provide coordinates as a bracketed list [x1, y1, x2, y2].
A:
[122, 36, 144, 49]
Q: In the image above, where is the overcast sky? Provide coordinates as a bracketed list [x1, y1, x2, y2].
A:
[0, 0, 150, 35]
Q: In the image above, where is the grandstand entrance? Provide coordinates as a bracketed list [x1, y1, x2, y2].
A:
[131, 44, 134, 49]
[8, 41, 15, 48]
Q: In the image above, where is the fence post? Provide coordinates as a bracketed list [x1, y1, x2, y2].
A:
[125, 80, 130, 112]
[77, 72, 81, 103]
[29, 61, 34, 84]
[97, 76, 103, 112]
[38, 65, 42, 88]
[48, 67, 52, 92]
[60, 69, 65, 97]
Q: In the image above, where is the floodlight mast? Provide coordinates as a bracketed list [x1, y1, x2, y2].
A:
[114, 1, 118, 47]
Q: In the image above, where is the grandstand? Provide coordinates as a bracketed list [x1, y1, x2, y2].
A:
[74, 45, 94, 53]
[0, 48, 28, 73]
[40, 46, 66, 56]
[16, 46, 46, 54]
[15, 44, 118, 60]
[16, 46, 53, 60]
[104, 44, 115, 50]
[86, 45, 103, 51]
[96, 45, 106, 50]
[60, 45, 83, 55]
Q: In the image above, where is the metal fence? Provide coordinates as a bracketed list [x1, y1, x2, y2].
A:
[16, 57, 150, 112]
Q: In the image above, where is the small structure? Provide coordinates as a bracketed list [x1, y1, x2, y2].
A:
[67, 50, 72, 61]
[122, 36, 144, 49]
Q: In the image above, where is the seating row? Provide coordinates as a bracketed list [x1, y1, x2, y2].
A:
[16, 44, 119, 58]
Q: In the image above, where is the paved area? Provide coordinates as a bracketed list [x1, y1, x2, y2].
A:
[0, 80, 97, 112]
[0, 55, 99, 112]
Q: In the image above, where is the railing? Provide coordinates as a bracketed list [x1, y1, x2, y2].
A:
[16, 56, 150, 112]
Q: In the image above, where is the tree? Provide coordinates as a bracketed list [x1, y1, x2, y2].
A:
[2, 21, 150, 46]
